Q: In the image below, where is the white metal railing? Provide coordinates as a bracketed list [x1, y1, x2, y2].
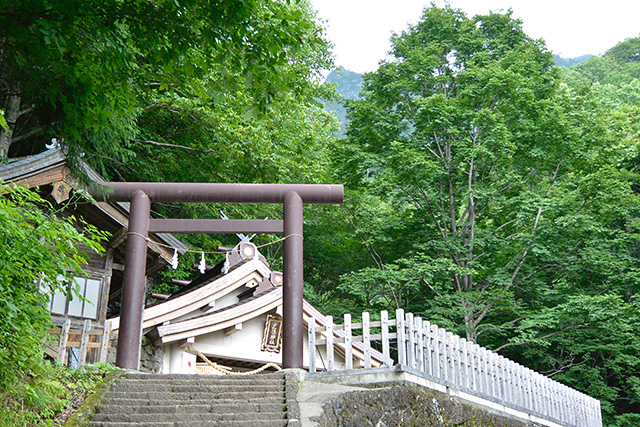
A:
[308, 309, 602, 427]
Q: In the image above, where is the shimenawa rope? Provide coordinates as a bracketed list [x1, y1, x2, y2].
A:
[185, 344, 282, 376]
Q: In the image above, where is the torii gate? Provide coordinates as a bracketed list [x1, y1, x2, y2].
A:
[92, 183, 343, 370]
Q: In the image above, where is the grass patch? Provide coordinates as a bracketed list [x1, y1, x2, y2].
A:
[0, 361, 119, 426]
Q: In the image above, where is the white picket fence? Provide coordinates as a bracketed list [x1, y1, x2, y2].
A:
[308, 309, 602, 427]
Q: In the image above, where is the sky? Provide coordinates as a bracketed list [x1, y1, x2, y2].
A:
[310, 0, 640, 74]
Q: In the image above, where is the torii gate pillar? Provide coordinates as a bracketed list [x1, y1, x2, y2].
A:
[92, 183, 342, 370]
[116, 190, 150, 369]
[283, 191, 303, 368]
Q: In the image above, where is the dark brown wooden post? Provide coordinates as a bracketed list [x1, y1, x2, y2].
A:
[116, 190, 150, 369]
[283, 191, 304, 368]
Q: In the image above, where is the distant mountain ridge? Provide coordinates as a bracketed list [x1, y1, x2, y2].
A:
[323, 67, 363, 136]
[554, 54, 593, 67]
[326, 67, 363, 100]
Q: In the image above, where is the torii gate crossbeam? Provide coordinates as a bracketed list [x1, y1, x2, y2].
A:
[92, 182, 343, 371]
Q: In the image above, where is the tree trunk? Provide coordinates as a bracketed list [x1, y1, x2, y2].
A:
[0, 94, 21, 159]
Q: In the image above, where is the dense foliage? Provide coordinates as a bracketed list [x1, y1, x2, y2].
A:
[305, 7, 640, 425]
[0, 361, 119, 426]
[0, 0, 334, 174]
[0, 183, 107, 424]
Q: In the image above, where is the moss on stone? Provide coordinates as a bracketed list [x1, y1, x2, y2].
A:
[317, 384, 541, 427]
[63, 370, 123, 427]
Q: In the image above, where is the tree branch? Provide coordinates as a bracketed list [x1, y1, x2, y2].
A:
[9, 127, 43, 144]
[130, 138, 216, 153]
[494, 325, 578, 352]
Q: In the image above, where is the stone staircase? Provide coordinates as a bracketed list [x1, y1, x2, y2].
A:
[89, 372, 291, 427]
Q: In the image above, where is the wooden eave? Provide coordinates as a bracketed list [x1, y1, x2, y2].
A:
[0, 148, 188, 265]
[0, 148, 68, 184]
[108, 258, 271, 331]
[152, 278, 385, 367]
[157, 287, 283, 344]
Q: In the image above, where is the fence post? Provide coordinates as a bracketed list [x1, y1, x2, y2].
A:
[57, 318, 71, 365]
[573, 392, 582, 425]
[326, 315, 334, 371]
[479, 347, 488, 396]
[452, 334, 461, 387]
[560, 384, 569, 425]
[429, 324, 438, 379]
[488, 349, 496, 400]
[507, 359, 518, 403]
[551, 380, 558, 420]
[557, 384, 564, 424]
[544, 375, 552, 417]
[362, 312, 371, 369]
[78, 319, 92, 368]
[486, 348, 494, 398]
[460, 338, 468, 391]
[406, 312, 415, 368]
[555, 381, 562, 421]
[498, 355, 506, 404]
[438, 327, 447, 383]
[525, 368, 533, 414]
[521, 364, 528, 410]
[541, 373, 549, 417]
[516, 362, 524, 408]
[497, 353, 506, 404]
[99, 320, 112, 363]
[308, 317, 316, 373]
[424, 321, 432, 376]
[531, 371, 540, 415]
[467, 340, 476, 391]
[396, 309, 406, 365]
[344, 314, 353, 370]
[381, 311, 391, 367]
[445, 332, 454, 384]
[520, 363, 528, 409]
[488, 351, 497, 401]
[415, 317, 424, 372]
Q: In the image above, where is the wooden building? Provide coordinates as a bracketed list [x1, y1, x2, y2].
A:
[0, 147, 188, 364]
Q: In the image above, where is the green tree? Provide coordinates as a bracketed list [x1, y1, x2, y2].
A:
[338, 5, 565, 339]
[0, 0, 331, 170]
[606, 36, 640, 64]
[0, 0, 338, 271]
[0, 183, 106, 390]
[329, 7, 640, 422]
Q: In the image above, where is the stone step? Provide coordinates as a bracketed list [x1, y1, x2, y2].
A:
[117, 376, 284, 386]
[97, 402, 285, 415]
[90, 372, 289, 426]
[111, 383, 283, 393]
[91, 411, 286, 423]
[100, 396, 284, 407]
[88, 420, 289, 427]
[123, 373, 284, 381]
[104, 390, 281, 401]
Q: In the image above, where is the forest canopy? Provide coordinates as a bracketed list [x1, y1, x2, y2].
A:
[306, 8, 640, 425]
[1, 2, 640, 425]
